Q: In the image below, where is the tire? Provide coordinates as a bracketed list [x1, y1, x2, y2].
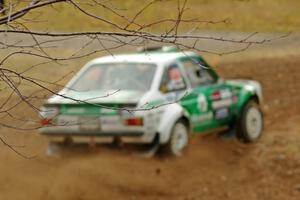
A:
[237, 100, 263, 143]
[165, 120, 189, 156]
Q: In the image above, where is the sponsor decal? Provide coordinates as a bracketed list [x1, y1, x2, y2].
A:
[212, 98, 232, 109]
[214, 108, 230, 119]
[210, 89, 234, 118]
[211, 89, 232, 100]
[211, 91, 221, 100]
[197, 94, 208, 112]
[199, 112, 213, 120]
[211, 89, 234, 109]
[191, 112, 213, 123]
[220, 89, 232, 99]
[56, 116, 77, 126]
[79, 117, 101, 131]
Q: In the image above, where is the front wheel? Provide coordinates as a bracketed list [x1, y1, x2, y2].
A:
[165, 120, 189, 156]
[237, 100, 264, 143]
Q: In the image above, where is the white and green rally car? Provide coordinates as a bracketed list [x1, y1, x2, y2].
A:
[40, 46, 263, 156]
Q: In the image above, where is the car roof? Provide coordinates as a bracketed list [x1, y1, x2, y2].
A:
[88, 51, 198, 66]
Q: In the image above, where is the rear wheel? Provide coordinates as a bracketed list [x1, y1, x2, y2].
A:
[165, 120, 189, 156]
[237, 100, 263, 143]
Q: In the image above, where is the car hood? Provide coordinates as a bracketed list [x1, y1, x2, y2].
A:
[46, 90, 145, 105]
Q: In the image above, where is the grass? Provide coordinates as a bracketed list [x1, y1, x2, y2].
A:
[19, 0, 300, 33]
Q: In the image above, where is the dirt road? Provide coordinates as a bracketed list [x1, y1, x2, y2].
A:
[0, 54, 299, 200]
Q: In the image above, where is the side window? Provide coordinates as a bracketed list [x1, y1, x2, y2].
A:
[160, 64, 186, 93]
[182, 58, 216, 87]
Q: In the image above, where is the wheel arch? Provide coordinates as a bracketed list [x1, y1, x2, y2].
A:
[236, 89, 261, 117]
[178, 116, 190, 131]
[156, 104, 191, 144]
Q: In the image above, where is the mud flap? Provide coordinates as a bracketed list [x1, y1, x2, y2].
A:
[136, 134, 160, 158]
[46, 141, 63, 156]
[218, 123, 237, 140]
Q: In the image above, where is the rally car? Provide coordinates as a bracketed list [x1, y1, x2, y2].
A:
[39, 46, 263, 156]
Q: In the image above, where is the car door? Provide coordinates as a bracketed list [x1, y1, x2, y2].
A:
[179, 56, 236, 133]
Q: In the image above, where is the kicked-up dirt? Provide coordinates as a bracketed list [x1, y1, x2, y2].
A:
[0, 56, 300, 200]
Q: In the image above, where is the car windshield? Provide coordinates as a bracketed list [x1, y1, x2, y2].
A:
[70, 63, 157, 92]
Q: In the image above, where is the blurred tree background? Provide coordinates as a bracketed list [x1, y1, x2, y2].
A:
[16, 0, 300, 32]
